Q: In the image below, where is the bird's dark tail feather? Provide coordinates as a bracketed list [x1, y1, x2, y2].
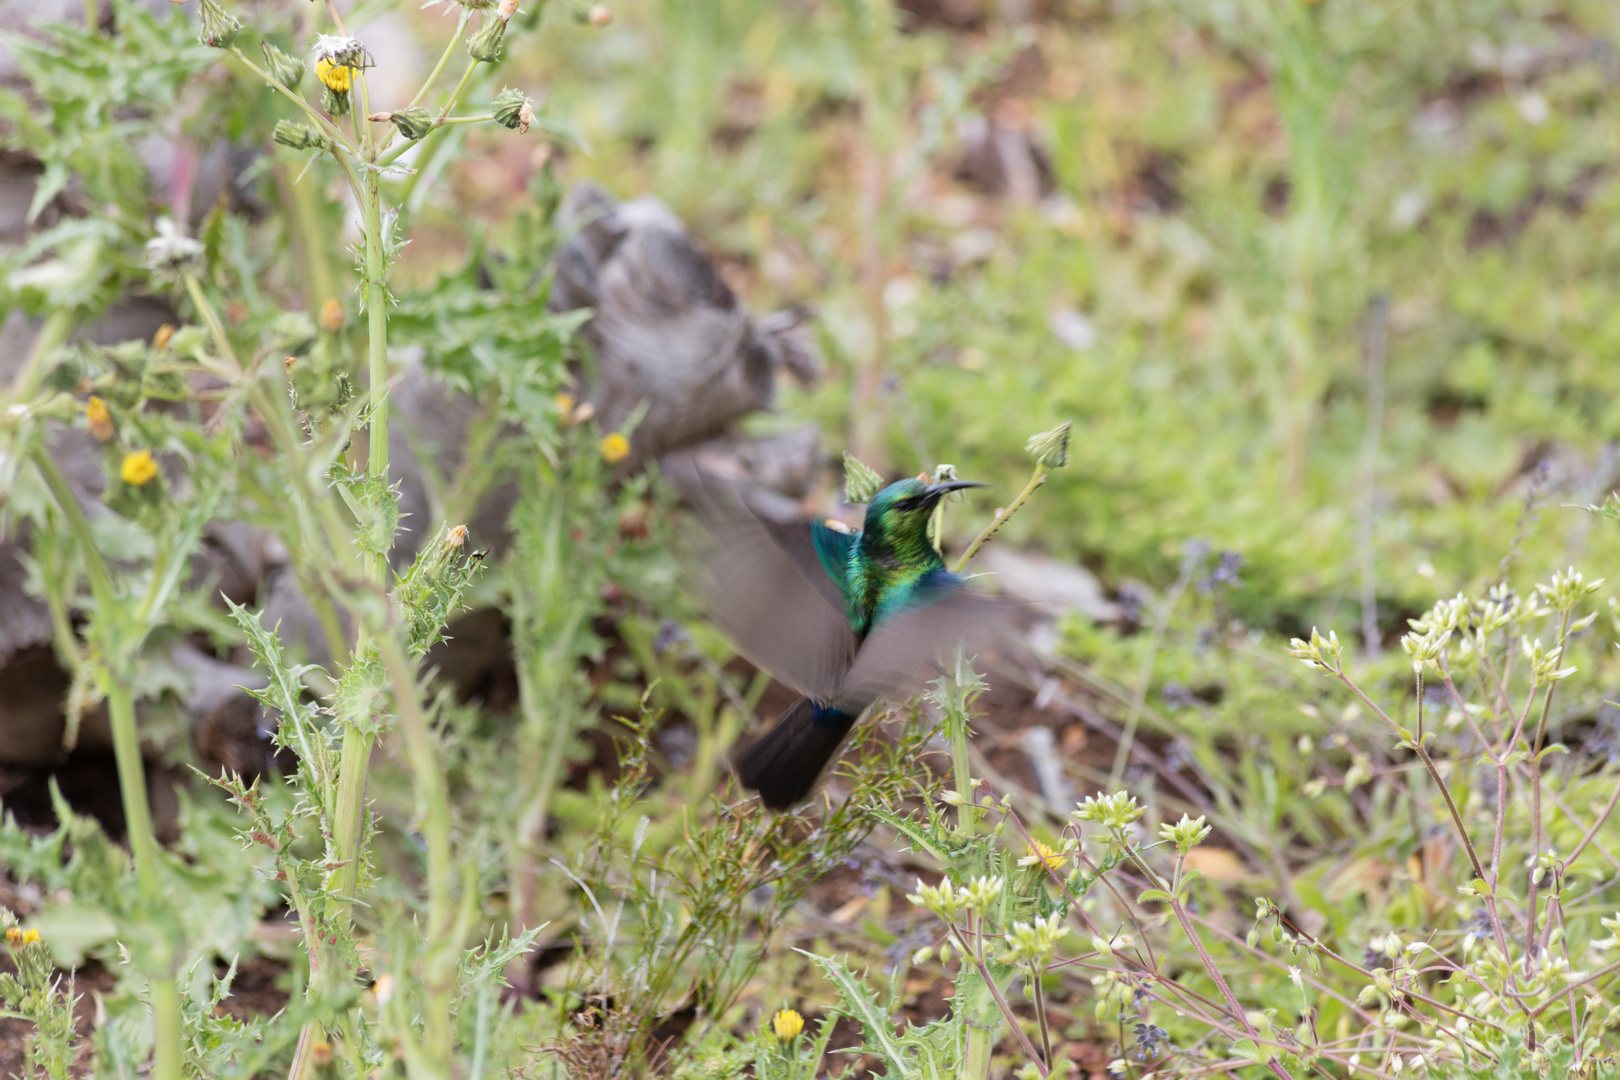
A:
[732, 698, 857, 810]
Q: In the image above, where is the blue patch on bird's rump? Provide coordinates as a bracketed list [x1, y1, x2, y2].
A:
[811, 702, 854, 727]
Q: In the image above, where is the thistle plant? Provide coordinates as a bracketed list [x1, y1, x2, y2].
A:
[0, 0, 567, 1075]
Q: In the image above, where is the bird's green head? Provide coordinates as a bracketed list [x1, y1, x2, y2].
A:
[861, 477, 985, 557]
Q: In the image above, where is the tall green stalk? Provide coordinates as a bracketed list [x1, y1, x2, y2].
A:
[31, 450, 183, 1080]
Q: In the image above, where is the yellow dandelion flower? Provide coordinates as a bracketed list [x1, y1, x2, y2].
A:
[21, 928, 39, 945]
[4, 927, 22, 948]
[554, 391, 576, 415]
[1026, 841, 1066, 872]
[772, 1008, 804, 1041]
[120, 449, 159, 487]
[86, 396, 114, 441]
[316, 57, 352, 93]
[600, 432, 631, 465]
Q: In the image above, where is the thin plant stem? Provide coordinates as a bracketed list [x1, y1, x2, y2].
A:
[4, 309, 72, 408]
[1523, 608, 1573, 968]
[1115, 840, 1295, 1079]
[1032, 968, 1052, 1066]
[1333, 671, 1489, 883]
[229, 49, 356, 156]
[947, 920, 1046, 1076]
[409, 9, 472, 111]
[31, 449, 182, 1080]
[952, 466, 1045, 573]
[379, 633, 456, 1066]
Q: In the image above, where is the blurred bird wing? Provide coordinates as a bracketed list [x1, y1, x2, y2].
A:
[699, 512, 860, 700]
[834, 573, 1012, 710]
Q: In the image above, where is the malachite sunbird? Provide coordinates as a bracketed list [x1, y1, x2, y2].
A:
[699, 476, 1008, 809]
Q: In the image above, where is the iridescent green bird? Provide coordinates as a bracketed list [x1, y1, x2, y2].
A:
[700, 476, 1006, 809]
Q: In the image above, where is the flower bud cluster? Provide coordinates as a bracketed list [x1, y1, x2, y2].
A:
[906, 875, 1002, 921]
[1157, 813, 1212, 855]
[1520, 637, 1577, 683]
[999, 913, 1069, 966]
[1286, 628, 1343, 674]
[1073, 791, 1144, 830]
[1539, 567, 1604, 613]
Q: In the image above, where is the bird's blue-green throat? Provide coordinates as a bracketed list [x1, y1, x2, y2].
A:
[708, 475, 995, 810]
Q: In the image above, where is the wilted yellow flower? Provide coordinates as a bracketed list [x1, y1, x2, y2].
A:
[21, 928, 39, 945]
[120, 449, 159, 487]
[152, 324, 175, 350]
[316, 57, 352, 93]
[600, 432, 630, 464]
[772, 1008, 804, 1041]
[445, 524, 468, 549]
[1023, 841, 1066, 872]
[86, 396, 114, 441]
[318, 298, 346, 333]
[310, 1040, 333, 1066]
[4, 927, 22, 948]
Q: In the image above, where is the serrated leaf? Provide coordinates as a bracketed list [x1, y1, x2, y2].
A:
[332, 466, 401, 557]
[334, 653, 387, 738]
[863, 804, 957, 864]
[799, 951, 913, 1080]
[226, 598, 322, 722]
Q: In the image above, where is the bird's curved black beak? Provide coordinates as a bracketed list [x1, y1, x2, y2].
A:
[924, 479, 987, 503]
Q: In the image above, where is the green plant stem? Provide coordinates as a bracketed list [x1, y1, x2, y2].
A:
[1031, 968, 1052, 1066]
[952, 466, 1044, 573]
[949, 921, 1045, 1076]
[407, 10, 472, 111]
[30, 449, 182, 1080]
[1117, 841, 1293, 1079]
[961, 1025, 992, 1080]
[1332, 672, 1489, 884]
[275, 159, 340, 314]
[436, 56, 482, 123]
[150, 978, 183, 1080]
[326, 154, 396, 921]
[379, 632, 455, 1067]
[376, 53, 486, 170]
[1522, 608, 1572, 970]
[228, 50, 356, 156]
[949, 710, 976, 838]
[4, 309, 73, 408]
[362, 171, 390, 570]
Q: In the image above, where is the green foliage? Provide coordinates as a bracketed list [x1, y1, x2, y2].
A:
[5, 0, 1620, 1077]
